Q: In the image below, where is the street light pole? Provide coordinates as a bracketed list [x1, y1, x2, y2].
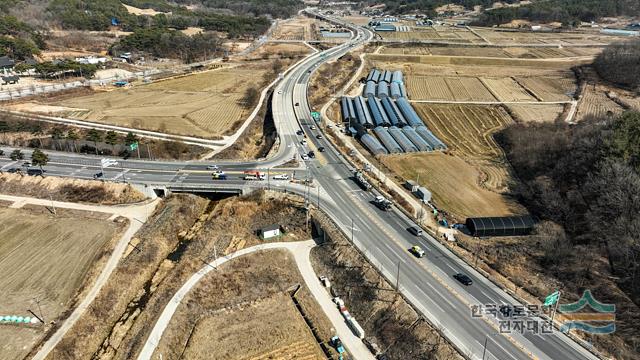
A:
[482, 336, 488, 360]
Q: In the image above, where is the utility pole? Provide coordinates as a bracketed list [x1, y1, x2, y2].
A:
[317, 186, 320, 209]
[147, 143, 152, 160]
[482, 336, 488, 360]
[395, 261, 401, 292]
[267, 168, 270, 190]
[351, 218, 354, 243]
[213, 243, 218, 269]
[550, 290, 562, 325]
[49, 194, 56, 215]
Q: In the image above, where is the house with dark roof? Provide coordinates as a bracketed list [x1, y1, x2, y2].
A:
[0, 56, 15, 71]
[1, 75, 19, 84]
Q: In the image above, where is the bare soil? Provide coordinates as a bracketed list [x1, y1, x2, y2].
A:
[153, 251, 332, 360]
[0, 207, 124, 360]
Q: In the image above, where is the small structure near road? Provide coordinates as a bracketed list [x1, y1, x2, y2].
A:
[465, 215, 534, 237]
[1, 75, 19, 85]
[259, 224, 281, 240]
[0, 56, 15, 73]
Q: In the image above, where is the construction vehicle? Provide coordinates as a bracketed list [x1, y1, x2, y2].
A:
[243, 170, 265, 180]
[355, 171, 371, 190]
[373, 195, 392, 211]
[330, 336, 345, 359]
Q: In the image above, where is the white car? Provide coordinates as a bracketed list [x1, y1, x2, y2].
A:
[206, 165, 219, 170]
[278, 90, 282, 94]
[301, 139, 307, 145]
[310, 125, 316, 130]
[301, 154, 310, 161]
[273, 174, 289, 180]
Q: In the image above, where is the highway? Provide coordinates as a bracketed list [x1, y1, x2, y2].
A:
[0, 10, 600, 360]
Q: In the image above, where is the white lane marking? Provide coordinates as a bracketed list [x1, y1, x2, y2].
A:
[415, 285, 445, 313]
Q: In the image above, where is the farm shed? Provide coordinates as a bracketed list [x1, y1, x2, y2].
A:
[395, 97, 423, 127]
[392, 70, 403, 84]
[1, 75, 19, 85]
[377, 81, 389, 98]
[388, 126, 418, 152]
[364, 80, 376, 97]
[415, 126, 446, 150]
[402, 126, 432, 151]
[465, 216, 535, 237]
[366, 69, 381, 83]
[0, 56, 15, 73]
[341, 96, 356, 123]
[360, 133, 388, 155]
[367, 96, 386, 127]
[373, 126, 402, 153]
[259, 224, 281, 240]
[390, 82, 402, 99]
[353, 96, 374, 128]
[381, 97, 405, 126]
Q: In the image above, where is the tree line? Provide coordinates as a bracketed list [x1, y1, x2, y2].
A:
[497, 111, 640, 302]
[594, 38, 640, 90]
[473, 0, 640, 27]
[110, 28, 222, 63]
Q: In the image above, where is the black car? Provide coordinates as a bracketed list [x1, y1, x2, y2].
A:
[26, 168, 45, 176]
[307, 151, 315, 158]
[318, 146, 326, 152]
[296, 130, 304, 135]
[94, 172, 104, 179]
[295, 102, 300, 106]
[453, 273, 473, 286]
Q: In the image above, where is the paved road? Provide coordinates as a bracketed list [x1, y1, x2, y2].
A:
[0, 195, 161, 360]
[0, 10, 601, 360]
[138, 240, 375, 360]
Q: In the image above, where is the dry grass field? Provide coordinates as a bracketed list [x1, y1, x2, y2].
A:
[507, 104, 565, 122]
[414, 104, 512, 159]
[576, 85, 625, 121]
[480, 77, 537, 102]
[152, 249, 334, 360]
[181, 293, 324, 360]
[0, 207, 120, 360]
[272, 16, 319, 41]
[54, 63, 270, 138]
[380, 104, 525, 219]
[406, 76, 496, 101]
[380, 46, 601, 59]
[382, 153, 522, 219]
[515, 76, 575, 101]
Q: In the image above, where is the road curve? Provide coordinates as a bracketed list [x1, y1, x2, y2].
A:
[137, 240, 374, 360]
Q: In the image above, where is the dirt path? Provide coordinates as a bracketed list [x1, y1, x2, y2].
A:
[2, 194, 163, 360]
[138, 240, 375, 360]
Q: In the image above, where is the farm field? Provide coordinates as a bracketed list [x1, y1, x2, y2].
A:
[575, 85, 624, 122]
[151, 249, 334, 360]
[51, 63, 271, 138]
[380, 45, 602, 59]
[473, 29, 624, 46]
[272, 16, 319, 41]
[253, 42, 312, 59]
[515, 76, 575, 101]
[406, 76, 496, 101]
[413, 104, 512, 160]
[507, 104, 565, 122]
[0, 206, 121, 360]
[180, 293, 324, 360]
[382, 153, 523, 219]
[480, 77, 537, 102]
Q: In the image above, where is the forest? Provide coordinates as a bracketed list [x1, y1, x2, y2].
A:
[497, 111, 640, 302]
[473, 0, 640, 26]
[594, 39, 640, 90]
